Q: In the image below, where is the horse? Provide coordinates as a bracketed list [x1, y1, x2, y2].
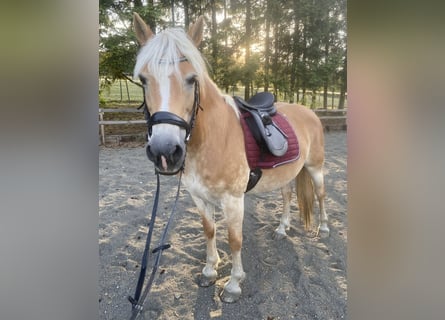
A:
[132, 13, 329, 303]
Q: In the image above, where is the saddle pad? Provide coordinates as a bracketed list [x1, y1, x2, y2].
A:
[240, 111, 300, 169]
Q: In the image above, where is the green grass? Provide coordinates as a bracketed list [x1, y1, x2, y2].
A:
[100, 79, 347, 109]
[100, 79, 144, 104]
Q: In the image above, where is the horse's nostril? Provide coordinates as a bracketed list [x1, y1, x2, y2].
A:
[146, 144, 155, 161]
[145, 137, 185, 172]
[172, 145, 182, 158]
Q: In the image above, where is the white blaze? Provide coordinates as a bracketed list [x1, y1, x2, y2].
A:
[159, 74, 171, 112]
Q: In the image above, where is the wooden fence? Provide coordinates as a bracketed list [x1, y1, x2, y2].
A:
[98, 108, 145, 145]
[99, 108, 346, 145]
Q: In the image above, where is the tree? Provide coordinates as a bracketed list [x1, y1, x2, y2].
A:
[99, 0, 161, 85]
[99, 0, 347, 108]
[338, 54, 347, 109]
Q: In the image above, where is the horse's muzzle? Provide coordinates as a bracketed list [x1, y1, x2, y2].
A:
[146, 136, 185, 174]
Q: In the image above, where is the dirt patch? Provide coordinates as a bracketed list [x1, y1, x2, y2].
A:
[99, 131, 347, 319]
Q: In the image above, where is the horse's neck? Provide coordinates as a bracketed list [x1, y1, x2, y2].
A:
[189, 79, 230, 146]
[187, 77, 239, 157]
[184, 77, 248, 194]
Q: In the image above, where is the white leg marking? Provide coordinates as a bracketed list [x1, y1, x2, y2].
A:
[274, 183, 293, 239]
[191, 195, 220, 286]
[306, 166, 330, 236]
[220, 196, 246, 303]
[221, 250, 246, 303]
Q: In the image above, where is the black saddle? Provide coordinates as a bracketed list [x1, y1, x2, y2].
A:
[234, 92, 288, 157]
[235, 91, 277, 114]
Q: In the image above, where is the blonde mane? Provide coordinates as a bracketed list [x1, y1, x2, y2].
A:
[223, 95, 240, 119]
[133, 28, 208, 85]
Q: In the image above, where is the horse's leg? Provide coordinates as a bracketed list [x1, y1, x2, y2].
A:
[191, 195, 220, 287]
[306, 165, 330, 236]
[274, 182, 293, 240]
[220, 195, 246, 303]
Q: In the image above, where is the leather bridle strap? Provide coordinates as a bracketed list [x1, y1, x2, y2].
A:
[147, 111, 191, 138]
[128, 171, 183, 319]
[142, 79, 201, 144]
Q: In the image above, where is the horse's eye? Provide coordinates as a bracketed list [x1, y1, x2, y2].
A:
[139, 75, 147, 86]
[185, 75, 197, 86]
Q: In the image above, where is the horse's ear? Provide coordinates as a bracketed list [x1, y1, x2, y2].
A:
[188, 16, 205, 47]
[133, 12, 153, 45]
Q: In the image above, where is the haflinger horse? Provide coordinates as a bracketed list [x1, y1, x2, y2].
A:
[132, 13, 329, 303]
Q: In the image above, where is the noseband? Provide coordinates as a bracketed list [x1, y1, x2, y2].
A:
[137, 62, 202, 174]
[141, 79, 201, 143]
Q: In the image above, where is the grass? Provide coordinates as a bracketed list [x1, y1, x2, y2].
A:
[100, 79, 144, 104]
[100, 79, 347, 108]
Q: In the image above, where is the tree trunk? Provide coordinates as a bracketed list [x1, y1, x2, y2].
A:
[311, 90, 317, 109]
[338, 56, 347, 109]
[272, 21, 279, 98]
[184, 0, 190, 29]
[171, 0, 175, 26]
[323, 82, 328, 108]
[296, 76, 301, 102]
[210, 0, 218, 78]
[146, 0, 156, 32]
[223, 0, 228, 47]
[322, 40, 329, 108]
[289, 0, 300, 103]
[244, 0, 252, 100]
[264, 0, 271, 92]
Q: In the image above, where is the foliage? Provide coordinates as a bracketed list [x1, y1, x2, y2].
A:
[99, 0, 347, 106]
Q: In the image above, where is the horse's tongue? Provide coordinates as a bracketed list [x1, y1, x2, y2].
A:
[161, 155, 168, 171]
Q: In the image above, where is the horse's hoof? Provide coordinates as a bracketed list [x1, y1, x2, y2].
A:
[220, 275, 244, 303]
[273, 229, 287, 240]
[220, 286, 241, 303]
[199, 266, 217, 287]
[273, 225, 288, 240]
[198, 274, 216, 287]
[317, 225, 330, 238]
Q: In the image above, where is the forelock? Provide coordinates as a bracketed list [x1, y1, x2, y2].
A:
[133, 28, 207, 84]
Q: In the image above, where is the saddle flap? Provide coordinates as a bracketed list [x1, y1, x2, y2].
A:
[249, 111, 288, 157]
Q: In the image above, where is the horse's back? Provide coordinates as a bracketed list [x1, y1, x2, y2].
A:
[275, 102, 324, 155]
[276, 103, 323, 134]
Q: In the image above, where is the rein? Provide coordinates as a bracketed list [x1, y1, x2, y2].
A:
[128, 63, 201, 318]
[128, 171, 182, 320]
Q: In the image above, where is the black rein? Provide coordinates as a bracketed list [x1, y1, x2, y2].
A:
[128, 70, 201, 319]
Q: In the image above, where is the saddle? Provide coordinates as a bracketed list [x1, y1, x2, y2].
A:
[234, 92, 288, 157]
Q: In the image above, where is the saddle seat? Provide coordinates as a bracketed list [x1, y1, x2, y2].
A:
[234, 91, 277, 115]
[234, 92, 288, 157]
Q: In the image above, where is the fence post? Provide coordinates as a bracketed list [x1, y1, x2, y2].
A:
[99, 111, 105, 145]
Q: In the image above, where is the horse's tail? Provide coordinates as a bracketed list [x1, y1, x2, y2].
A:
[296, 166, 314, 230]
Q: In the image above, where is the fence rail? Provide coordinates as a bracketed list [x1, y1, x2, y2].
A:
[98, 107, 347, 145]
[99, 108, 145, 145]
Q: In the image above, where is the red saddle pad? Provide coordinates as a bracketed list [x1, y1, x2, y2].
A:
[240, 112, 300, 169]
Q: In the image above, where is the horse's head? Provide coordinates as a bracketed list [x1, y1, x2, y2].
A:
[133, 13, 206, 174]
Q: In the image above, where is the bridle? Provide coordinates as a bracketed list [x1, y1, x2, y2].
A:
[128, 58, 202, 319]
[137, 66, 201, 175]
[138, 63, 202, 146]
